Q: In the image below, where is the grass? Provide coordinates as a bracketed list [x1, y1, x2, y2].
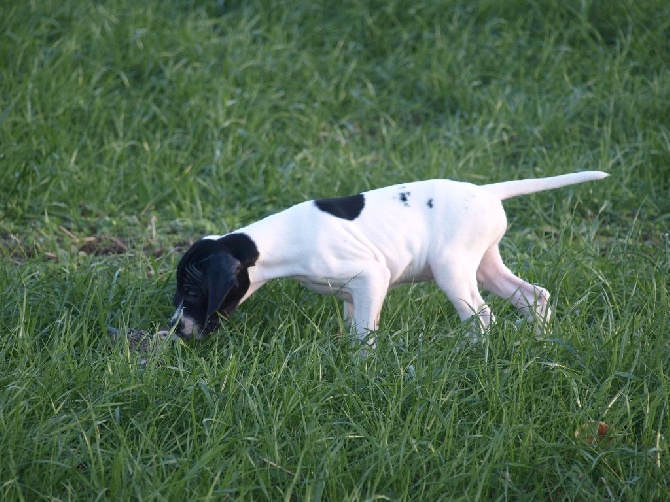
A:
[1, 0, 669, 499]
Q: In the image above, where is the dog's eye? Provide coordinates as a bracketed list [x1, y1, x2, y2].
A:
[182, 284, 203, 300]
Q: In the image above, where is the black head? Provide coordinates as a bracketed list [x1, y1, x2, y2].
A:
[171, 233, 259, 339]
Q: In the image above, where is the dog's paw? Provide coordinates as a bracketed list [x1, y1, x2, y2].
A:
[351, 332, 378, 362]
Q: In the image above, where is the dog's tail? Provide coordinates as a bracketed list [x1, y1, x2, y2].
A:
[483, 171, 609, 201]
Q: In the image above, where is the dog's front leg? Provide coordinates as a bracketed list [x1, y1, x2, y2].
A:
[348, 264, 391, 350]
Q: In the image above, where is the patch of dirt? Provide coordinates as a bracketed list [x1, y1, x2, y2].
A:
[78, 235, 128, 255]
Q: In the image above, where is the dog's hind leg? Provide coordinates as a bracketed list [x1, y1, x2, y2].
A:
[476, 245, 551, 327]
[431, 254, 494, 336]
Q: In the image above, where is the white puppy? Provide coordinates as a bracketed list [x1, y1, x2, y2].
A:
[171, 171, 608, 347]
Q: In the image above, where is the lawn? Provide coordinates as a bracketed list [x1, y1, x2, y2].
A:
[1, 0, 668, 499]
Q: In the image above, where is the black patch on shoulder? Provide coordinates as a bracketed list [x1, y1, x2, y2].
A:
[219, 233, 260, 266]
[314, 193, 365, 221]
[427, 198, 434, 209]
[398, 191, 411, 207]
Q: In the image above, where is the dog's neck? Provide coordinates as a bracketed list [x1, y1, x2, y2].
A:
[215, 206, 308, 286]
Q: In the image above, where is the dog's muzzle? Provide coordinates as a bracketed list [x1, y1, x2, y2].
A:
[170, 308, 202, 340]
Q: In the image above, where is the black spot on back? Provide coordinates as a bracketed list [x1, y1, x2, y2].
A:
[398, 191, 411, 207]
[314, 193, 365, 221]
[427, 198, 434, 209]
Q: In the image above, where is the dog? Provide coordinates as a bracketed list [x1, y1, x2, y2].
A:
[170, 171, 608, 347]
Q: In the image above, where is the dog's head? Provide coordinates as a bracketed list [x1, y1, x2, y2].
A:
[171, 233, 259, 339]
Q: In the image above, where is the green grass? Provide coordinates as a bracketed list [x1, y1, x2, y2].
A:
[1, 0, 669, 499]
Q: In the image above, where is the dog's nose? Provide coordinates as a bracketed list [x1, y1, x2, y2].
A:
[169, 316, 187, 340]
[169, 319, 189, 340]
[169, 316, 186, 336]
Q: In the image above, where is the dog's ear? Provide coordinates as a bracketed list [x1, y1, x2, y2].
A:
[204, 253, 241, 322]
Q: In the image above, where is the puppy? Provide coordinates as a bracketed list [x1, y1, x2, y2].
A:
[171, 171, 608, 347]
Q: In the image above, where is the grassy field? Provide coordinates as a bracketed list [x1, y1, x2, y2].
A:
[1, 0, 669, 499]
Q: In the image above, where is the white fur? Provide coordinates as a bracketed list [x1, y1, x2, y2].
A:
[181, 171, 608, 345]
